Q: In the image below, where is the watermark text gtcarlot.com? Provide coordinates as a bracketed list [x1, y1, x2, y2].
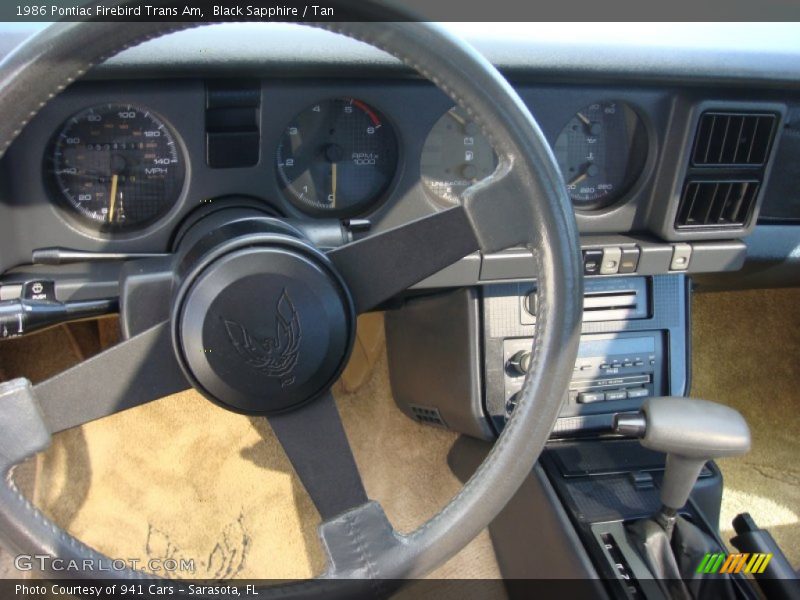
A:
[14, 554, 195, 573]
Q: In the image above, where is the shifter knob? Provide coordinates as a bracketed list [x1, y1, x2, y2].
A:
[615, 397, 751, 512]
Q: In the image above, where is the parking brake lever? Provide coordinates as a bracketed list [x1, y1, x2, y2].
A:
[614, 397, 751, 538]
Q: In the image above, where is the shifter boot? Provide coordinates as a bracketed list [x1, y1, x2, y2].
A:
[626, 516, 735, 600]
[671, 516, 735, 600]
[627, 518, 691, 599]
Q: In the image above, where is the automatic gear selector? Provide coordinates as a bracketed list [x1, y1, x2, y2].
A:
[614, 397, 751, 598]
[615, 396, 751, 535]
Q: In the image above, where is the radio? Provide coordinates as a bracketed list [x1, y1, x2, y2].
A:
[502, 331, 665, 418]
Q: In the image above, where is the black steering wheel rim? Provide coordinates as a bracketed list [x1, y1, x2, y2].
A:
[0, 5, 583, 592]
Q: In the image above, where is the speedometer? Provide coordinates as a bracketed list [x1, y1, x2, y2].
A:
[47, 104, 185, 232]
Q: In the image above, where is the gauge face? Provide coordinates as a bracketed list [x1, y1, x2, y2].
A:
[554, 101, 647, 210]
[276, 98, 398, 216]
[48, 104, 185, 231]
[420, 106, 498, 207]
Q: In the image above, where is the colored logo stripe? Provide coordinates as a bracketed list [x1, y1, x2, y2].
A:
[697, 552, 772, 574]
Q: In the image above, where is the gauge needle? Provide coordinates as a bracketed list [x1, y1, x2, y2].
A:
[108, 174, 119, 222]
[576, 112, 591, 126]
[449, 110, 467, 127]
[568, 162, 599, 187]
[568, 171, 589, 187]
[331, 162, 337, 208]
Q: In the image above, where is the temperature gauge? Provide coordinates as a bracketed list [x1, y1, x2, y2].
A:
[554, 101, 647, 210]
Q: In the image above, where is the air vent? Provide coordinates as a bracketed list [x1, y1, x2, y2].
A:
[691, 112, 777, 167]
[410, 405, 446, 428]
[675, 180, 759, 229]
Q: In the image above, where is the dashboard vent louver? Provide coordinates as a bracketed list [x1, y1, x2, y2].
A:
[674, 109, 780, 232]
[691, 112, 777, 167]
[676, 180, 759, 229]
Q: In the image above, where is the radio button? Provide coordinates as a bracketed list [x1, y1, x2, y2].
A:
[578, 392, 605, 403]
[626, 388, 649, 399]
[605, 390, 628, 401]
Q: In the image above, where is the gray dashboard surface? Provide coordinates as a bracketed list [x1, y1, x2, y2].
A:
[2, 23, 800, 87]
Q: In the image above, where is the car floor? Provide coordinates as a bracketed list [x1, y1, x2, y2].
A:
[0, 315, 504, 597]
[691, 286, 800, 568]
[0, 286, 796, 583]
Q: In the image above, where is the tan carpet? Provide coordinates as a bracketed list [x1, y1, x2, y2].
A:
[692, 287, 800, 569]
[0, 316, 503, 589]
[3, 287, 797, 584]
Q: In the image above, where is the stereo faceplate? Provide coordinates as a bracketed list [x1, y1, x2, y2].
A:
[502, 331, 666, 419]
[482, 275, 689, 436]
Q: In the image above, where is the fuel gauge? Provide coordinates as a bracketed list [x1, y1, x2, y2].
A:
[420, 106, 498, 207]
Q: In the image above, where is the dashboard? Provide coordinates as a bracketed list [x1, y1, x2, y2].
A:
[1, 23, 800, 300]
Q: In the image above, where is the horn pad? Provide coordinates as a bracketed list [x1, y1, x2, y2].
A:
[173, 243, 354, 415]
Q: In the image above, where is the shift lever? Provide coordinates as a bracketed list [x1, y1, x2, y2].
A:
[614, 397, 751, 538]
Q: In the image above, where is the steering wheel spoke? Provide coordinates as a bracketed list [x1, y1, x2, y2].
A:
[33, 320, 188, 434]
[267, 391, 368, 521]
[326, 206, 480, 313]
[462, 155, 541, 253]
[318, 500, 405, 581]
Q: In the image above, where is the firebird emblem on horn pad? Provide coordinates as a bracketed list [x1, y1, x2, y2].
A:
[222, 289, 301, 387]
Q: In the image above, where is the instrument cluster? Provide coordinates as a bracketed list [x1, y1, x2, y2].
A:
[42, 94, 649, 234]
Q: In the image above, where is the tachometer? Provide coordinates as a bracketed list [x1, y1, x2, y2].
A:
[554, 101, 647, 210]
[48, 104, 185, 231]
[276, 98, 398, 216]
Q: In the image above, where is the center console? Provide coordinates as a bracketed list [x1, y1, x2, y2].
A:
[385, 275, 776, 597]
[386, 274, 689, 440]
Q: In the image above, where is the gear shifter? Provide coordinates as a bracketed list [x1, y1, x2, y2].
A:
[615, 397, 751, 538]
[614, 398, 751, 598]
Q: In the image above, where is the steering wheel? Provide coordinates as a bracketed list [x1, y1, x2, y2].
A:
[0, 3, 582, 593]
